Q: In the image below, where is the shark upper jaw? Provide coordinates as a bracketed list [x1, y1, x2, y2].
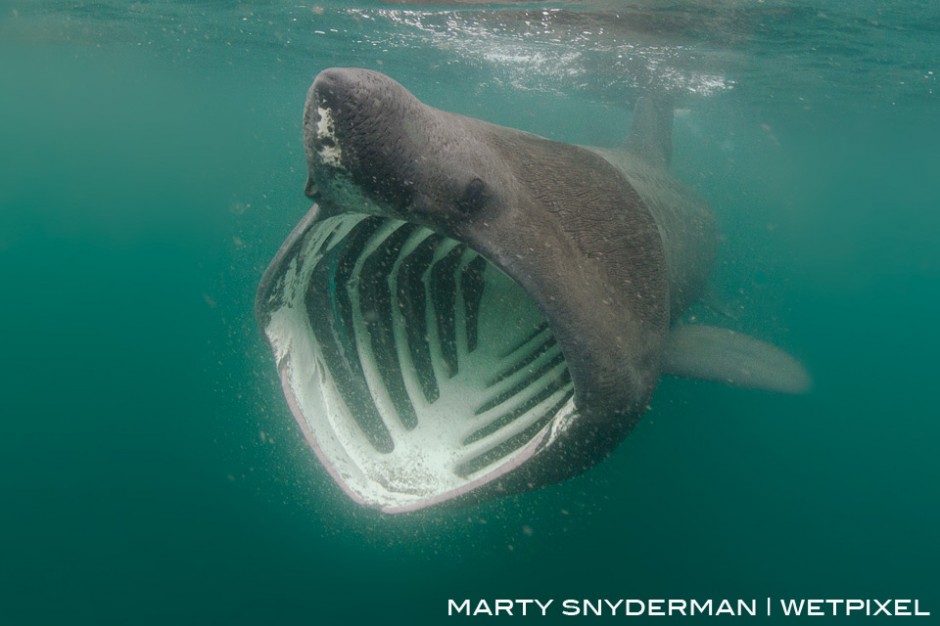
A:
[304, 68, 512, 239]
[303, 68, 426, 222]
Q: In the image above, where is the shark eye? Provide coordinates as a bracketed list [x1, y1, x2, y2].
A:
[456, 177, 486, 213]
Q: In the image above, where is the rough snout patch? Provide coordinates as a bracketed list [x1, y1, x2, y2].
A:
[315, 106, 344, 169]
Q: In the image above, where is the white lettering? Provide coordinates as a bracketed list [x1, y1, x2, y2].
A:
[562, 599, 579, 616]
[780, 599, 805, 616]
[473, 600, 493, 616]
[448, 597, 927, 618]
[824, 599, 844, 615]
[691, 599, 712, 615]
[493, 599, 513, 616]
[873, 599, 892, 616]
[626, 599, 645, 616]
[583, 599, 602, 616]
[604, 599, 624, 614]
[846, 599, 865, 615]
[716, 599, 736, 616]
[738, 599, 757, 616]
[669, 599, 687, 615]
[448, 599, 470, 616]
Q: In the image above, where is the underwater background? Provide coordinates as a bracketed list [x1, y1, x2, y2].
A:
[1, 1, 938, 624]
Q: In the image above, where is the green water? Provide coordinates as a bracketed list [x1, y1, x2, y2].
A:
[1, 2, 938, 624]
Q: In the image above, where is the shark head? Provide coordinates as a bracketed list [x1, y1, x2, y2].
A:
[257, 68, 673, 512]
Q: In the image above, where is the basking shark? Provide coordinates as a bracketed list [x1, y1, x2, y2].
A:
[256, 68, 809, 513]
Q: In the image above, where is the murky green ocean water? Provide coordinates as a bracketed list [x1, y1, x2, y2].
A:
[1, 2, 938, 624]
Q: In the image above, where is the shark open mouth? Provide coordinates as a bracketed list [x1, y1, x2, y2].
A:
[257, 210, 577, 513]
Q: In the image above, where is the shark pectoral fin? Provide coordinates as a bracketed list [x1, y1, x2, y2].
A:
[662, 325, 811, 394]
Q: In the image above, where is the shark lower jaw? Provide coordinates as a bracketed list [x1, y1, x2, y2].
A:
[259, 210, 579, 513]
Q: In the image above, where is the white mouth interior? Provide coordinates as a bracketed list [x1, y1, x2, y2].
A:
[263, 212, 577, 512]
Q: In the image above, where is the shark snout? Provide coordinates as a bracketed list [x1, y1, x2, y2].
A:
[306, 70, 353, 174]
[309, 67, 370, 115]
[305, 68, 433, 214]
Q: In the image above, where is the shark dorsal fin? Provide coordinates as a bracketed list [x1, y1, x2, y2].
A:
[624, 96, 673, 169]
